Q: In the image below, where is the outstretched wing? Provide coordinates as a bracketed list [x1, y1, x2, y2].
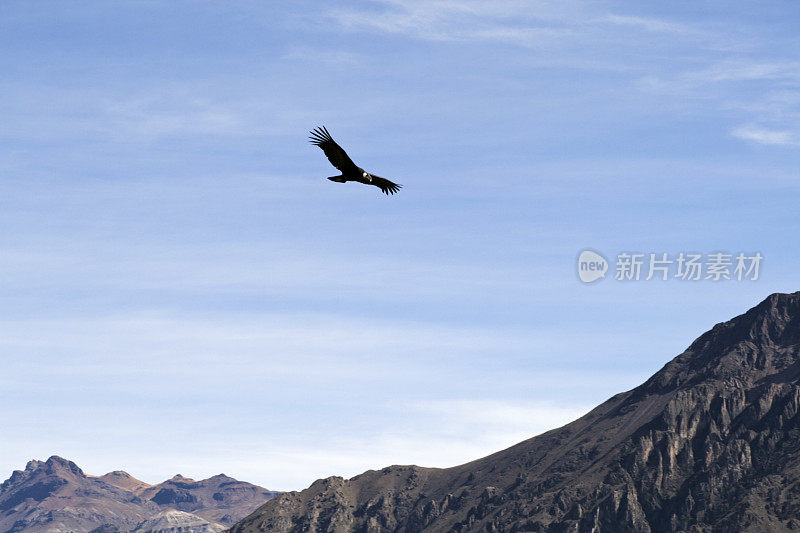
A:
[309, 127, 358, 174]
[371, 176, 402, 195]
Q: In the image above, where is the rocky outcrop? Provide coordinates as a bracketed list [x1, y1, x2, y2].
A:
[130, 510, 224, 533]
[0, 458, 278, 533]
[231, 291, 800, 532]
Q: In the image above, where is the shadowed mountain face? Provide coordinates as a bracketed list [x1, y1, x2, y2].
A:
[231, 292, 800, 533]
[0, 458, 278, 533]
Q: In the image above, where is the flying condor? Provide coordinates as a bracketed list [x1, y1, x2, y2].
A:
[309, 127, 402, 195]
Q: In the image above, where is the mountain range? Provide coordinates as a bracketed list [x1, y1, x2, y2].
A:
[231, 291, 800, 532]
[8, 292, 800, 532]
[0, 456, 279, 533]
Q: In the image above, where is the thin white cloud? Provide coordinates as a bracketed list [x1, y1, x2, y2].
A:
[0, 313, 543, 377]
[319, 1, 799, 151]
[0, 238, 557, 304]
[103, 95, 243, 137]
[0, 80, 308, 143]
[282, 46, 364, 66]
[722, 90, 800, 119]
[324, 0, 580, 47]
[323, 0, 716, 51]
[410, 398, 590, 441]
[731, 124, 800, 147]
[602, 14, 695, 35]
[691, 60, 800, 84]
[639, 60, 800, 96]
[638, 58, 800, 147]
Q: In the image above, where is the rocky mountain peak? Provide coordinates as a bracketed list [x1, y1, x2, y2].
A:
[24, 460, 44, 472]
[230, 291, 800, 533]
[742, 290, 800, 343]
[96, 470, 152, 493]
[0, 456, 84, 495]
[637, 291, 800, 395]
[105, 470, 133, 478]
[168, 474, 194, 483]
[42, 455, 85, 478]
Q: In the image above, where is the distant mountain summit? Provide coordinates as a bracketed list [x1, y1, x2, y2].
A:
[137, 473, 279, 526]
[231, 291, 800, 532]
[0, 457, 279, 533]
[94, 471, 151, 494]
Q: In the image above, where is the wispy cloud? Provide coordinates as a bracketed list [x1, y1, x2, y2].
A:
[0, 81, 307, 144]
[638, 58, 800, 148]
[0, 313, 547, 379]
[236, 398, 591, 488]
[601, 14, 701, 36]
[324, 0, 579, 47]
[322, 1, 714, 51]
[410, 398, 590, 443]
[687, 60, 800, 86]
[731, 124, 800, 147]
[324, 2, 799, 151]
[282, 46, 364, 66]
[639, 59, 800, 95]
[103, 94, 243, 137]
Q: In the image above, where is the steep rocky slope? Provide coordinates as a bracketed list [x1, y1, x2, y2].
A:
[0, 458, 277, 533]
[231, 291, 800, 532]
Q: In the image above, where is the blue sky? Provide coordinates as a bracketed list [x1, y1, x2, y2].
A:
[1, 1, 799, 490]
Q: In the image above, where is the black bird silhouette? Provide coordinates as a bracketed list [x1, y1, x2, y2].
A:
[309, 127, 402, 195]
